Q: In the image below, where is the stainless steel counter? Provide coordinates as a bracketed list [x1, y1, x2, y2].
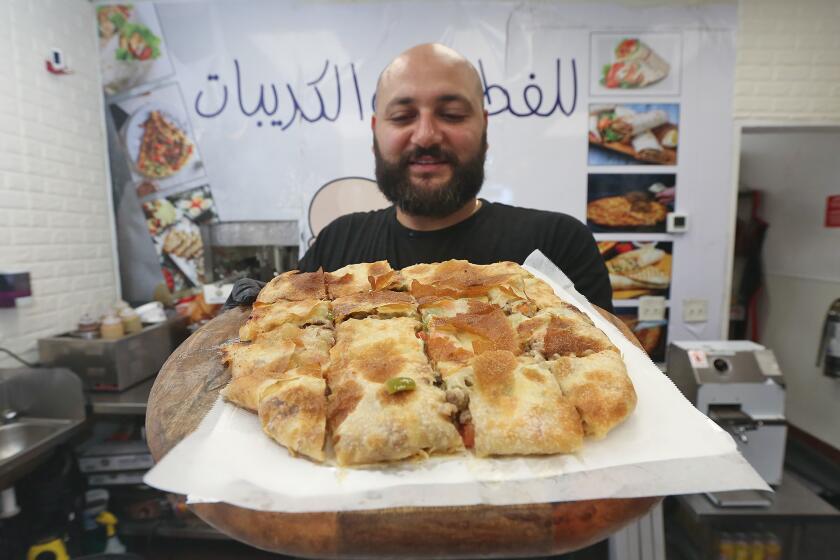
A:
[677, 473, 839, 519]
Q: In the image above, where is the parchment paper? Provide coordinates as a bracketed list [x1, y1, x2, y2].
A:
[144, 250, 768, 512]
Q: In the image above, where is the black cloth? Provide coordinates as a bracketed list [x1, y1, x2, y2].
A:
[298, 200, 613, 311]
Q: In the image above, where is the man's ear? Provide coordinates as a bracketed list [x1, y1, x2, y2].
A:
[371, 115, 377, 154]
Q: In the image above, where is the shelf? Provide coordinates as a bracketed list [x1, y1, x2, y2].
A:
[120, 516, 228, 540]
[677, 472, 840, 520]
[88, 377, 155, 415]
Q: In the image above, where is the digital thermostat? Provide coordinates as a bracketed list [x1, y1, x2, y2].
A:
[666, 212, 688, 233]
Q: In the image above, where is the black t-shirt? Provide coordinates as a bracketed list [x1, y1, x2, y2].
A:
[298, 200, 613, 311]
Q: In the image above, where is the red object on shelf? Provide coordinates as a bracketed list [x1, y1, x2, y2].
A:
[826, 195, 840, 228]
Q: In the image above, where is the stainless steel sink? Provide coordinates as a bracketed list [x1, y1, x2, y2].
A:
[0, 368, 87, 486]
[0, 419, 77, 462]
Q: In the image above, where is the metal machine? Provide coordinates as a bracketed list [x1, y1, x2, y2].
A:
[666, 341, 786, 486]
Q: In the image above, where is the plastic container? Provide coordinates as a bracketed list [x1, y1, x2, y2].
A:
[100, 314, 124, 340]
[120, 308, 143, 334]
[77, 313, 101, 340]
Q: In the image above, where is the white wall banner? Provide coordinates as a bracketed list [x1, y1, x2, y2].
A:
[95, 0, 737, 350]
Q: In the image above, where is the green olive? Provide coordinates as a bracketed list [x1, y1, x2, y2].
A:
[385, 376, 416, 394]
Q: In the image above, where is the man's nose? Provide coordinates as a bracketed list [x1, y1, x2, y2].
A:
[411, 113, 442, 147]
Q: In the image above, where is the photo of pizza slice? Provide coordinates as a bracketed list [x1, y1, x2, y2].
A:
[220, 260, 637, 466]
[136, 110, 194, 178]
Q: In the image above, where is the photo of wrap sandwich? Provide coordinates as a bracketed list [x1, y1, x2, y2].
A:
[598, 241, 672, 300]
[589, 103, 679, 166]
[590, 33, 681, 97]
[587, 174, 675, 233]
[601, 38, 670, 89]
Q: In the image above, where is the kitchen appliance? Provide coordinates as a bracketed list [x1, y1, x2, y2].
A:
[666, 341, 786, 486]
[200, 221, 298, 283]
[38, 318, 183, 392]
[817, 298, 840, 378]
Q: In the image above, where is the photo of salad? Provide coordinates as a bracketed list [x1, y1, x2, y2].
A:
[97, 3, 174, 95]
[116, 22, 162, 62]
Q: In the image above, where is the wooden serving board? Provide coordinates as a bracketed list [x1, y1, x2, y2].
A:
[146, 306, 660, 558]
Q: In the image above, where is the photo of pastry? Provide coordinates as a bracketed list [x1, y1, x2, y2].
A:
[97, 3, 175, 95]
[141, 185, 218, 288]
[598, 241, 673, 300]
[590, 33, 681, 96]
[615, 306, 668, 363]
[587, 174, 676, 233]
[110, 83, 205, 190]
[588, 103, 679, 166]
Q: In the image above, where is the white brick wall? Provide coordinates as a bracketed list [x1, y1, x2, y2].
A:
[736, 0, 840, 120]
[0, 0, 117, 368]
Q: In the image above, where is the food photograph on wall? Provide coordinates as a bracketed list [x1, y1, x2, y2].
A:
[142, 184, 217, 291]
[108, 82, 205, 192]
[599, 240, 673, 300]
[96, 3, 174, 95]
[589, 33, 682, 96]
[588, 103, 680, 165]
[587, 173, 676, 233]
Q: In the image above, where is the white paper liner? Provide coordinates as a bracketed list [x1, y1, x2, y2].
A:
[144, 250, 768, 512]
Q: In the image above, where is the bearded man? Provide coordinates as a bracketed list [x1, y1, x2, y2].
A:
[296, 43, 612, 310]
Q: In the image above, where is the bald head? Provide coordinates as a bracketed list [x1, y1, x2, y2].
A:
[375, 43, 484, 113]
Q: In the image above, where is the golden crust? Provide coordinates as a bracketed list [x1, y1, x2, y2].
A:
[548, 350, 637, 439]
[326, 261, 402, 299]
[259, 376, 327, 461]
[469, 351, 584, 456]
[256, 270, 327, 304]
[330, 290, 418, 323]
[239, 299, 331, 341]
[326, 317, 462, 465]
[221, 258, 636, 465]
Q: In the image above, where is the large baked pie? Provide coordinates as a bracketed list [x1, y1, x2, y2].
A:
[220, 260, 636, 466]
[587, 193, 667, 227]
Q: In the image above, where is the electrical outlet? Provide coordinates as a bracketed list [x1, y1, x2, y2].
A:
[638, 296, 666, 322]
[683, 299, 708, 323]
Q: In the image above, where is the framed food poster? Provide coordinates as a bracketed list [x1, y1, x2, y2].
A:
[109, 83, 206, 192]
[96, 3, 175, 95]
[141, 185, 218, 291]
[589, 33, 682, 97]
[598, 241, 673, 301]
[587, 174, 675, 233]
[588, 103, 679, 166]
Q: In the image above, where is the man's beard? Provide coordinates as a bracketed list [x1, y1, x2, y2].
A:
[374, 133, 487, 219]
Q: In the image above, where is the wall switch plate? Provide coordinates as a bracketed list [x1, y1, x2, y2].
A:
[683, 299, 708, 323]
[666, 212, 688, 233]
[638, 296, 666, 321]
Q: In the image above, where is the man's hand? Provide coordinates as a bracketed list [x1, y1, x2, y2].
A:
[222, 278, 266, 310]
